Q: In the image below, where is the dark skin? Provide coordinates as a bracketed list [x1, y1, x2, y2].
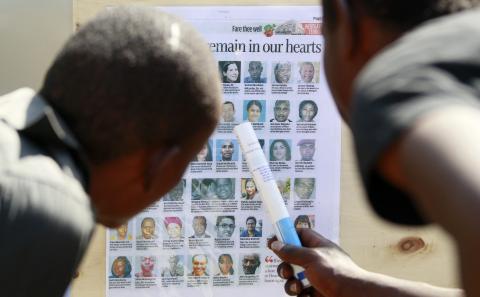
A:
[269, 228, 463, 297]
[269, 1, 480, 296]
[270, 0, 480, 297]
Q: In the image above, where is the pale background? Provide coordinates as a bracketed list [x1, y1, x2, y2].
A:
[0, 1, 459, 297]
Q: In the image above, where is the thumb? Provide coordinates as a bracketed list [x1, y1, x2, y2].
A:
[270, 240, 319, 267]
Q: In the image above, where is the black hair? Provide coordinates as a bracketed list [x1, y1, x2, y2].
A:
[40, 7, 221, 163]
[141, 217, 155, 227]
[294, 215, 312, 228]
[246, 100, 263, 112]
[216, 215, 235, 226]
[323, 0, 480, 32]
[245, 216, 257, 225]
[193, 216, 207, 225]
[223, 101, 235, 110]
[298, 100, 318, 119]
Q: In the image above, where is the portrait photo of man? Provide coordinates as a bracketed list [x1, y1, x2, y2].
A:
[273, 62, 292, 83]
[298, 139, 316, 161]
[190, 254, 209, 276]
[216, 139, 238, 161]
[240, 216, 262, 237]
[222, 101, 236, 123]
[189, 215, 211, 238]
[297, 61, 318, 83]
[161, 255, 184, 277]
[215, 178, 235, 200]
[191, 178, 217, 200]
[241, 253, 261, 275]
[137, 217, 158, 240]
[244, 61, 267, 83]
[270, 100, 292, 123]
[191, 178, 235, 200]
[294, 178, 316, 200]
[163, 179, 185, 201]
[215, 215, 235, 238]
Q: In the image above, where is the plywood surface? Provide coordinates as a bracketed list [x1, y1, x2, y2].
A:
[71, 2, 460, 296]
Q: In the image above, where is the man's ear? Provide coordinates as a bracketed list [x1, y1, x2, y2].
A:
[143, 144, 190, 197]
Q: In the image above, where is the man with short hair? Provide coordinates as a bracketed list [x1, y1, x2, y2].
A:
[137, 217, 158, 240]
[215, 178, 235, 200]
[222, 101, 236, 122]
[189, 216, 211, 238]
[240, 216, 262, 237]
[298, 61, 315, 83]
[270, 1, 480, 297]
[298, 139, 316, 161]
[215, 216, 235, 238]
[270, 100, 292, 123]
[241, 254, 260, 275]
[219, 140, 235, 161]
[294, 178, 315, 200]
[190, 254, 209, 276]
[0, 7, 221, 296]
[244, 61, 267, 83]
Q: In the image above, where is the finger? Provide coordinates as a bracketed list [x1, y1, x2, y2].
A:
[270, 240, 319, 267]
[296, 228, 336, 248]
[284, 278, 303, 296]
[267, 235, 278, 249]
[277, 262, 294, 279]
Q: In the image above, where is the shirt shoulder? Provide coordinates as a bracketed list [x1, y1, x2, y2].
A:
[351, 9, 480, 225]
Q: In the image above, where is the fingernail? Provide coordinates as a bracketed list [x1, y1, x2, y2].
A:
[271, 241, 285, 251]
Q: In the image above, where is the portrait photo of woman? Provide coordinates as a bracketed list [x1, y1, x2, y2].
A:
[243, 100, 265, 123]
[216, 254, 234, 276]
[193, 140, 213, 162]
[110, 256, 132, 278]
[220, 61, 241, 83]
[269, 139, 291, 161]
[241, 178, 260, 200]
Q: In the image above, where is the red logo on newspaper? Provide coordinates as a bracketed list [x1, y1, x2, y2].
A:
[301, 23, 322, 35]
[263, 24, 276, 37]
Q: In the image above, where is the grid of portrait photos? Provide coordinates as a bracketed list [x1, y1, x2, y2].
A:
[106, 6, 341, 296]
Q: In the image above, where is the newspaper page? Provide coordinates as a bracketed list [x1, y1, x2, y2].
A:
[106, 6, 341, 297]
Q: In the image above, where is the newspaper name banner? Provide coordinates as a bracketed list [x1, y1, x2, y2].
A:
[106, 6, 340, 297]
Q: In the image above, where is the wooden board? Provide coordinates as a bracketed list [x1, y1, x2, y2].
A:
[71, 2, 460, 296]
